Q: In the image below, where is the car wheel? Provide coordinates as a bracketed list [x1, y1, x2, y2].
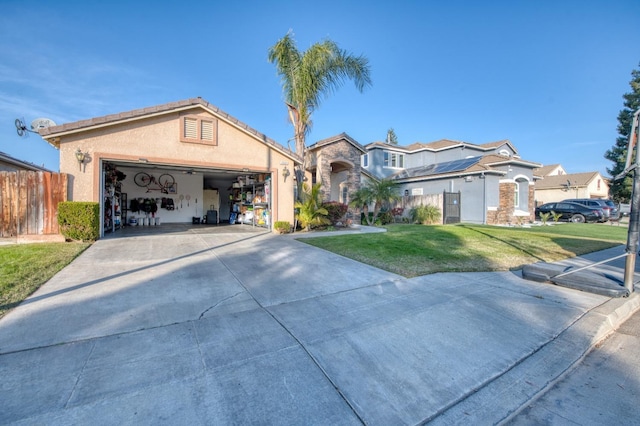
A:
[571, 214, 585, 223]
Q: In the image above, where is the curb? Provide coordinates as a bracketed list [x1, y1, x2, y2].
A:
[429, 291, 640, 425]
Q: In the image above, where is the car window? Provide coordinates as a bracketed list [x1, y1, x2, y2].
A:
[557, 203, 574, 210]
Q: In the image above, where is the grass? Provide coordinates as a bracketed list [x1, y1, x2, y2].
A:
[300, 223, 629, 278]
[0, 242, 90, 318]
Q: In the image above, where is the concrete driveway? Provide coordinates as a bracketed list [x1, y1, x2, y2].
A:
[1, 225, 639, 424]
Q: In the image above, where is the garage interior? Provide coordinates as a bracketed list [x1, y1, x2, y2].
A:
[102, 160, 272, 235]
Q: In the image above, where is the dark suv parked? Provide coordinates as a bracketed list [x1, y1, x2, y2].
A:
[536, 201, 605, 223]
[562, 199, 619, 220]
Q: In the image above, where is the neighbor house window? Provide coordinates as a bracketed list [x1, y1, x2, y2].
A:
[361, 153, 369, 168]
[514, 182, 520, 208]
[383, 151, 405, 168]
[181, 116, 217, 145]
[341, 185, 349, 204]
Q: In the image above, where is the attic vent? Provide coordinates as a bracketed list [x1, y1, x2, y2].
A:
[201, 120, 214, 141]
[181, 116, 218, 146]
[184, 117, 197, 139]
[499, 149, 510, 157]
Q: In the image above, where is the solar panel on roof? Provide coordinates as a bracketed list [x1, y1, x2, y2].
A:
[391, 157, 481, 179]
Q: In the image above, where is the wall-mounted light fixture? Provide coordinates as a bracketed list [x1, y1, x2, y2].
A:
[75, 148, 87, 171]
[282, 165, 290, 181]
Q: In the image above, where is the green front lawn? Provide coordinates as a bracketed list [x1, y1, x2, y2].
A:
[300, 223, 629, 277]
[0, 242, 90, 318]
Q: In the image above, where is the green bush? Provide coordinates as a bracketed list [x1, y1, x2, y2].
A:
[375, 210, 395, 225]
[274, 221, 291, 234]
[295, 183, 330, 231]
[322, 201, 348, 224]
[409, 204, 441, 225]
[58, 201, 100, 242]
[539, 212, 551, 225]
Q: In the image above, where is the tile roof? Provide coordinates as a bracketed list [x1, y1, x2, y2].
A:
[38, 97, 300, 162]
[535, 172, 602, 189]
[389, 153, 541, 181]
[308, 132, 366, 153]
[366, 138, 518, 154]
[533, 164, 563, 176]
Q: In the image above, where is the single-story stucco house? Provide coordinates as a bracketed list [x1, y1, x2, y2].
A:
[38, 98, 301, 237]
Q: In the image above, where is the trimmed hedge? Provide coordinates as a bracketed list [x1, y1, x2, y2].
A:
[58, 201, 100, 242]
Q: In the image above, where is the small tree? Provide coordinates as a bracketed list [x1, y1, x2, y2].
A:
[551, 210, 562, 223]
[386, 128, 398, 145]
[295, 182, 330, 231]
[350, 185, 374, 225]
[350, 179, 400, 225]
[605, 63, 640, 202]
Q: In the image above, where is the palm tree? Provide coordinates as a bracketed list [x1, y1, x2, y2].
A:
[350, 179, 400, 225]
[369, 179, 401, 223]
[295, 182, 330, 231]
[268, 31, 372, 194]
[349, 185, 374, 225]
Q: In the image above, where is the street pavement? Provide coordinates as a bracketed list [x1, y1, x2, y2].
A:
[508, 307, 640, 425]
[0, 224, 639, 425]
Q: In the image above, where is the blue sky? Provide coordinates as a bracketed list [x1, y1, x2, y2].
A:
[1, 0, 639, 176]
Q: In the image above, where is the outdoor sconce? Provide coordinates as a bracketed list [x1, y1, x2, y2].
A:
[75, 148, 87, 171]
[282, 165, 290, 181]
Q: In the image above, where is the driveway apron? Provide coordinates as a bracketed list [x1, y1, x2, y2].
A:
[0, 228, 636, 425]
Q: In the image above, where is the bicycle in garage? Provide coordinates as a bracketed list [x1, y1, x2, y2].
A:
[133, 172, 176, 193]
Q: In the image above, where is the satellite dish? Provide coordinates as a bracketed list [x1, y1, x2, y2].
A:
[30, 118, 56, 131]
[14, 116, 57, 138]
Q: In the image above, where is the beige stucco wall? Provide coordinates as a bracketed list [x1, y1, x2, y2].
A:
[57, 107, 296, 226]
[534, 178, 609, 205]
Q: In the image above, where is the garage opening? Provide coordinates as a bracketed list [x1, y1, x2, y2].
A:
[101, 160, 272, 236]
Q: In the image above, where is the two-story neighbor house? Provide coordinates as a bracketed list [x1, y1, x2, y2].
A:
[533, 164, 610, 204]
[307, 134, 541, 225]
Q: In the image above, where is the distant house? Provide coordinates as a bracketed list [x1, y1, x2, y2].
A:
[535, 164, 566, 177]
[534, 165, 609, 205]
[307, 135, 542, 225]
[0, 151, 50, 172]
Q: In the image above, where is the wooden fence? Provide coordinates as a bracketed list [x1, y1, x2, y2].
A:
[392, 193, 444, 218]
[0, 171, 67, 238]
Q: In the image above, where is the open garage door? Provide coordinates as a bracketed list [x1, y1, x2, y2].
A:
[100, 160, 272, 236]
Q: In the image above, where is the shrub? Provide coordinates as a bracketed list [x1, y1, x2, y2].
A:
[376, 210, 395, 225]
[539, 212, 551, 225]
[274, 221, 291, 234]
[322, 201, 348, 224]
[551, 211, 562, 223]
[58, 201, 100, 241]
[295, 183, 330, 231]
[409, 204, 441, 225]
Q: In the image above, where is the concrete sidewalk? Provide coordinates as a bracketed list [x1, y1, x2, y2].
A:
[1, 228, 639, 425]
